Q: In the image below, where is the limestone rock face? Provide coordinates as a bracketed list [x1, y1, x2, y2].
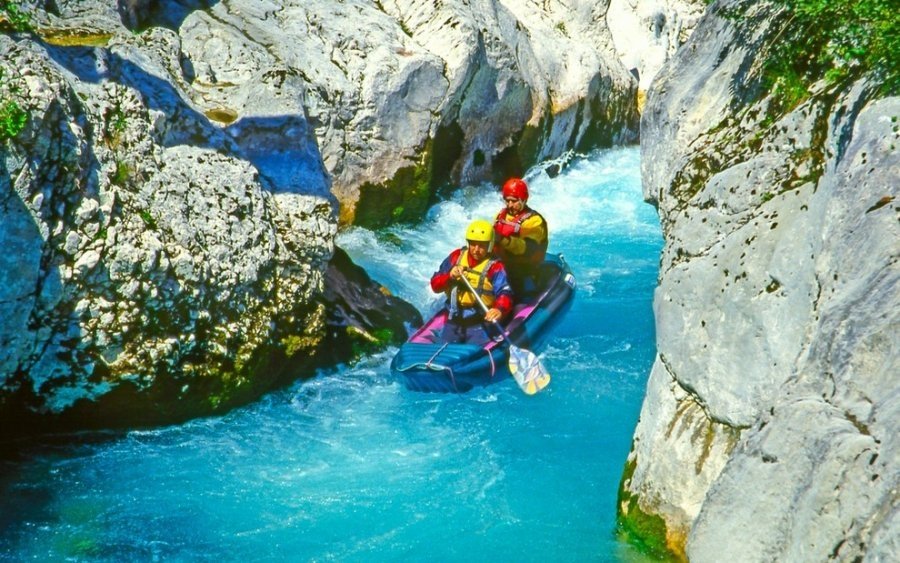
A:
[622, 0, 899, 559]
[137, 0, 639, 225]
[1, 0, 644, 433]
[0, 33, 336, 433]
[3, 1, 634, 435]
[607, 0, 705, 99]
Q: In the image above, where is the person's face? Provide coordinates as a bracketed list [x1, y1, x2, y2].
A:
[467, 240, 489, 262]
[505, 196, 525, 215]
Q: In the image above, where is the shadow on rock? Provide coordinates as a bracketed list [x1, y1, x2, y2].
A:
[40, 38, 331, 199]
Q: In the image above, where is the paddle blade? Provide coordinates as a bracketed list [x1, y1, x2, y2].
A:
[508, 345, 551, 395]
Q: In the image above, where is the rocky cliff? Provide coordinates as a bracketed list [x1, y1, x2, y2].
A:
[1, 1, 642, 436]
[0, 27, 424, 436]
[120, 0, 641, 226]
[608, 0, 704, 110]
[620, 0, 898, 559]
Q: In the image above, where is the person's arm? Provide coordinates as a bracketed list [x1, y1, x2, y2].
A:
[484, 262, 513, 322]
[430, 249, 461, 293]
[498, 214, 546, 257]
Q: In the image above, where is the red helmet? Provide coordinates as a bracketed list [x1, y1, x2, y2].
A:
[502, 177, 529, 201]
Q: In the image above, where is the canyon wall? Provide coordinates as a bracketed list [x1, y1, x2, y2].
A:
[1, 0, 645, 434]
[620, 0, 899, 559]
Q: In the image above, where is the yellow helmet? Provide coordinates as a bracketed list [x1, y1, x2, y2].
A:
[465, 219, 493, 243]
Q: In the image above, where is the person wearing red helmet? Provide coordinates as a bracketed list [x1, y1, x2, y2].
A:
[430, 220, 514, 344]
[493, 177, 548, 296]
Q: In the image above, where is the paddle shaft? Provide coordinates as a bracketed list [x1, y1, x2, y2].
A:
[456, 267, 518, 341]
[458, 265, 551, 395]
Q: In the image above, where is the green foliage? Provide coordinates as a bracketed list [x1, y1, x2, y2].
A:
[102, 88, 130, 149]
[349, 327, 394, 360]
[104, 104, 127, 146]
[766, 0, 899, 104]
[0, 67, 27, 140]
[111, 160, 131, 186]
[0, 1, 32, 32]
[139, 209, 157, 229]
[354, 161, 433, 227]
[371, 328, 394, 344]
[0, 98, 26, 139]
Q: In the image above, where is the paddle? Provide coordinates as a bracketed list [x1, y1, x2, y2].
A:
[458, 270, 551, 395]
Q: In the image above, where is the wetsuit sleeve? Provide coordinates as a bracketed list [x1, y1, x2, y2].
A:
[430, 249, 460, 293]
[488, 262, 513, 315]
[499, 213, 547, 258]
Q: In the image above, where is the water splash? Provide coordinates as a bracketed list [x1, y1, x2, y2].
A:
[0, 147, 662, 562]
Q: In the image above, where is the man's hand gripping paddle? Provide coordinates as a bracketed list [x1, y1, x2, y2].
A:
[458, 271, 550, 395]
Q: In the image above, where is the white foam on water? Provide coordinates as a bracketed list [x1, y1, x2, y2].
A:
[339, 147, 658, 312]
[1, 147, 663, 562]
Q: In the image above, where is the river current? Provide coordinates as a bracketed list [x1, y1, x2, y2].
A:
[0, 147, 662, 561]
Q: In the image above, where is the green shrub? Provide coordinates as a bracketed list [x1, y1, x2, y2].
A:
[111, 160, 132, 186]
[765, 0, 899, 103]
[139, 210, 157, 229]
[0, 98, 27, 139]
[0, 66, 28, 140]
[1, 1, 32, 32]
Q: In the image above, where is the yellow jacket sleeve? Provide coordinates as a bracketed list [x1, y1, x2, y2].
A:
[500, 214, 547, 257]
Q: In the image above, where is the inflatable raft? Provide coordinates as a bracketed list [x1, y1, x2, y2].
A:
[390, 254, 576, 392]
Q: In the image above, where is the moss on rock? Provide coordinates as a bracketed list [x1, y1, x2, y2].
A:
[348, 326, 394, 362]
[353, 140, 436, 228]
[616, 456, 685, 561]
[39, 29, 113, 47]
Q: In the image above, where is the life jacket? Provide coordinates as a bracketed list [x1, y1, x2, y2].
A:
[450, 248, 499, 310]
[494, 207, 548, 267]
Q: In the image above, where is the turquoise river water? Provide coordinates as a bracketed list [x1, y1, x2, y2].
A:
[0, 146, 662, 561]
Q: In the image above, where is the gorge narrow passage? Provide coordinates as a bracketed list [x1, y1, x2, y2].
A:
[0, 147, 662, 561]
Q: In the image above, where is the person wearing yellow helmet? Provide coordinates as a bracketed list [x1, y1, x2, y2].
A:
[493, 177, 548, 296]
[430, 219, 513, 344]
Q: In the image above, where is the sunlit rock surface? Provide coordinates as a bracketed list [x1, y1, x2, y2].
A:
[621, 0, 899, 559]
[607, 0, 704, 109]
[134, 0, 639, 225]
[2, 0, 638, 434]
[0, 2, 407, 434]
[0, 33, 336, 433]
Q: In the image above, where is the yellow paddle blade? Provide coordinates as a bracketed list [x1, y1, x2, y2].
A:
[523, 372, 551, 395]
[509, 345, 551, 395]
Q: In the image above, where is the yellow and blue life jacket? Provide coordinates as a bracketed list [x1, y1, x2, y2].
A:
[450, 248, 499, 312]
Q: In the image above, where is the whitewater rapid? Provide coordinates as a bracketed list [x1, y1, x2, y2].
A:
[0, 147, 662, 562]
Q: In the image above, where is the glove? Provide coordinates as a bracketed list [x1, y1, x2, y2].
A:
[494, 221, 519, 238]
